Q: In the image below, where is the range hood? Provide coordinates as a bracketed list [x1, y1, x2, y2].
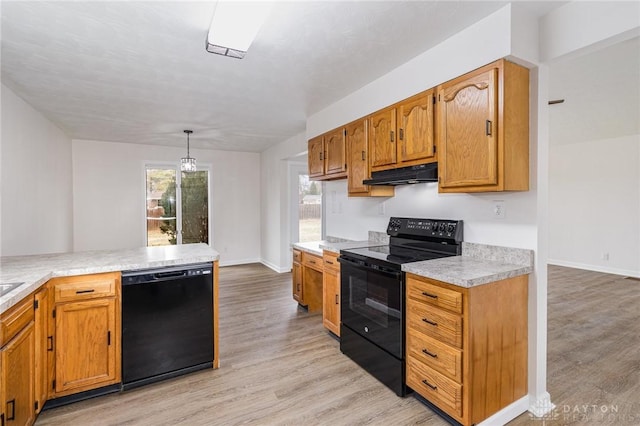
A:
[363, 163, 438, 186]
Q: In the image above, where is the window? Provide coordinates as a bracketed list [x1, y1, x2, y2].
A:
[145, 166, 209, 246]
[298, 174, 322, 242]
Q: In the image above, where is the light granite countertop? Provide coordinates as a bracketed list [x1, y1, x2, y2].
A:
[0, 243, 219, 314]
[402, 242, 534, 288]
[292, 239, 381, 256]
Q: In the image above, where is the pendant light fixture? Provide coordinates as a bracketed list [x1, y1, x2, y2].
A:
[181, 130, 196, 172]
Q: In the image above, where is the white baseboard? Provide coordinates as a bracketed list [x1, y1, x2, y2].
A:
[260, 259, 291, 273]
[529, 392, 556, 418]
[548, 259, 639, 278]
[477, 396, 529, 426]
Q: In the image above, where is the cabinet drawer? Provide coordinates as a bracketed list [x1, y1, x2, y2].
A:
[293, 249, 302, 263]
[302, 252, 323, 272]
[53, 273, 118, 303]
[407, 356, 462, 418]
[407, 328, 462, 382]
[323, 251, 340, 272]
[407, 302, 462, 348]
[407, 276, 463, 314]
[0, 295, 34, 347]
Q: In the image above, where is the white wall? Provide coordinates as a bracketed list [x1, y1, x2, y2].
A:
[549, 135, 640, 277]
[72, 139, 260, 266]
[260, 131, 307, 272]
[1, 84, 73, 256]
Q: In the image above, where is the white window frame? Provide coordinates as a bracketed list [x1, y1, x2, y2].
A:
[143, 162, 212, 247]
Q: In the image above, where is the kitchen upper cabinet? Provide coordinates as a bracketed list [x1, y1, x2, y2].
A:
[324, 128, 347, 176]
[437, 59, 529, 192]
[49, 272, 121, 398]
[398, 90, 436, 164]
[369, 107, 397, 169]
[1, 296, 36, 426]
[369, 89, 436, 173]
[345, 118, 394, 197]
[308, 128, 347, 181]
[308, 136, 324, 178]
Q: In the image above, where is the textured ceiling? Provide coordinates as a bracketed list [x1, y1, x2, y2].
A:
[2, 1, 562, 152]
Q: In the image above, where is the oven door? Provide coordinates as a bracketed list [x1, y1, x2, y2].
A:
[339, 255, 403, 358]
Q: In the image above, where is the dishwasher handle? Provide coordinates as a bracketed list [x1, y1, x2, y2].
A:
[153, 270, 187, 279]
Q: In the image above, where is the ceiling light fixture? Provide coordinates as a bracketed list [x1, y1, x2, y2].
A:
[181, 130, 196, 172]
[205, 1, 271, 59]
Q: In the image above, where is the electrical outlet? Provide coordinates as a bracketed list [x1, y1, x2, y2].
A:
[378, 202, 385, 216]
[493, 201, 505, 219]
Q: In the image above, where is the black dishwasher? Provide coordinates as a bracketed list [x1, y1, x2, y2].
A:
[121, 263, 214, 390]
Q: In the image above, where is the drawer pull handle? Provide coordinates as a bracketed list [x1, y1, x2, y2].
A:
[422, 348, 438, 358]
[76, 289, 95, 294]
[47, 336, 54, 351]
[422, 318, 438, 326]
[6, 399, 15, 420]
[422, 291, 438, 299]
[335, 294, 339, 305]
[326, 260, 334, 265]
[422, 380, 437, 391]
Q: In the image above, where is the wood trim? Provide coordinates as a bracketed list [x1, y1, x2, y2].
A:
[0, 295, 34, 347]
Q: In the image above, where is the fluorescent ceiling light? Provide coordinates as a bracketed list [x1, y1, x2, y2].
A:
[206, 1, 271, 59]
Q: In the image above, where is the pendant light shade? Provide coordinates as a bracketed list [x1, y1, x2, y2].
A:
[181, 130, 196, 172]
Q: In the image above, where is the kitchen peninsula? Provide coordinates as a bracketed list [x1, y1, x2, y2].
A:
[0, 243, 219, 426]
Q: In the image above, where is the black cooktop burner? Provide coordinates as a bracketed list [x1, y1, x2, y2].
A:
[342, 245, 452, 266]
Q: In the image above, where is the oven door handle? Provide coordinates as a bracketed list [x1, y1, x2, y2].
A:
[338, 256, 402, 279]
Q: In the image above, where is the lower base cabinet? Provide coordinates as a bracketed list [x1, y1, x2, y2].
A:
[48, 272, 121, 398]
[322, 251, 340, 336]
[1, 297, 36, 426]
[406, 273, 528, 426]
[292, 250, 323, 312]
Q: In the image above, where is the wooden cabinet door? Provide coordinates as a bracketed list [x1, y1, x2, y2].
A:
[292, 262, 303, 304]
[324, 128, 346, 175]
[438, 67, 498, 188]
[55, 298, 117, 394]
[34, 287, 49, 413]
[322, 268, 340, 336]
[308, 136, 324, 178]
[346, 118, 368, 194]
[1, 322, 35, 426]
[398, 90, 436, 163]
[369, 107, 397, 170]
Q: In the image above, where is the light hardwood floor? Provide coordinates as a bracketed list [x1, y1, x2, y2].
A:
[35, 264, 639, 425]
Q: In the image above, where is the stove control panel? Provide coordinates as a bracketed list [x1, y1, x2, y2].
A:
[387, 217, 463, 242]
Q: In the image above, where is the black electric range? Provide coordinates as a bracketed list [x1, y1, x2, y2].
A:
[338, 217, 463, 397]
